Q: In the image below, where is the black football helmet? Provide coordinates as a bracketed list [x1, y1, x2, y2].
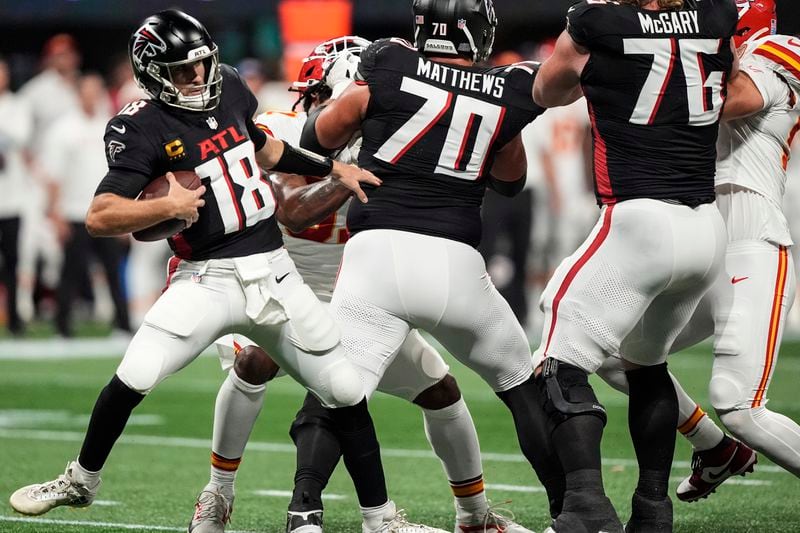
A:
[412, 0, 497, 62]
[129, 9, 222, 111]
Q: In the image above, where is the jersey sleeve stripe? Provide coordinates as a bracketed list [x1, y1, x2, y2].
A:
[256, 123, 275, 137]
[753, 44, 800, 81]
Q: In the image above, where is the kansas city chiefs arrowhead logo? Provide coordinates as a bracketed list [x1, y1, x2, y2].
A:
[131, 23, 168, 67]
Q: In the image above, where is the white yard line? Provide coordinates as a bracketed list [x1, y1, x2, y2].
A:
[0, 428, 788, 474]
[485, 483, 546, 493]
[0, 515, 257, 532]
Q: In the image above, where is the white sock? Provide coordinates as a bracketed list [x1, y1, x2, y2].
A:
[207, 370, 266, 495]
[671, 373, 724, 451]
[361, 499, 394, 531]
[73, 460, 101, 486]
[422, 398, 488, 520]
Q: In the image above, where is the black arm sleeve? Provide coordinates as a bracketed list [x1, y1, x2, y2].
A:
[299, 106, 337, 157]
[487, 174, 527, 198]
[272, 141, 335, 178]
[248, 119, 268, 151]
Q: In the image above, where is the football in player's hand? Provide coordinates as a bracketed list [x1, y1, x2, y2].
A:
[132, 170, 202, 242]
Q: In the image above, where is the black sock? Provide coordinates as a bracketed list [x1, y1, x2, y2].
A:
[553, 415, 605, 491]
[78, 375, 145, 472]
[327, 398, 387, 508]
[626, 363, 677, 500]
[289, 393, 342, 512]
[497, 376, 565, 517]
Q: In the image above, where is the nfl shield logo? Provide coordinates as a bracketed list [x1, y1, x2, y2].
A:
[416, 15, 424, 24]
[457, 19, 466, 30]
[206, 116, 218, 129]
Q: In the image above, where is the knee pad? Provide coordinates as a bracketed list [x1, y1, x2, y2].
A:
[709, 373, 746, 413]
[536, 358, 607, 427]
[234, 345, 280, 385]
[116, 330, 172, 394]
[317, 358, 364, 408]
[404, 330, 449, 382]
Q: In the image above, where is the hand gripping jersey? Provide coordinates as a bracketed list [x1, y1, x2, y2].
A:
[351, 38, 544, 247]
[567, 0, 737, 206]
[255, 110, 351, 301]
[717, 35, 800, 228]
[96, 65, 281, 260]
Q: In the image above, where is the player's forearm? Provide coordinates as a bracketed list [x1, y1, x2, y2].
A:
[534, 73, 582, 108]
[278, 178, 351, 233]
[86, 193, 177, 237]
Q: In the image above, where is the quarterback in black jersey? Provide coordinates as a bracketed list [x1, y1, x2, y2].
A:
[8, 9, 389, 526]
[299, 1, 564, 530]
[531, 1, 738, 532]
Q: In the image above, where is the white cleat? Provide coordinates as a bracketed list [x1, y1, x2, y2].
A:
[188, 488, 233, 533]
[9, 461, 100, 516]
[364, 505, 449, 533]
[456, 506, 535, 532]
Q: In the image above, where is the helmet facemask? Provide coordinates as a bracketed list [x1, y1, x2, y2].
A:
[145, 47, 222, 111]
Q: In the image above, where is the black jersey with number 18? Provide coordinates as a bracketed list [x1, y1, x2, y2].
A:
[96, 65, 281, 261]
[568, 0, 737, 206]
[350, 38, 544, 247]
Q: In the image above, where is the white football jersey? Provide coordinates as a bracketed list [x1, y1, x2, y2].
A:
[255, 110, 351, 301]
[716, 35, 800, 245]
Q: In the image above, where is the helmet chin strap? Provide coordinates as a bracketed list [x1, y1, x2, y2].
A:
[177, 87, 213, 110]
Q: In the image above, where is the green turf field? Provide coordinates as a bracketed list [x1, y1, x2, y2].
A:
[0, 341, 798, 532]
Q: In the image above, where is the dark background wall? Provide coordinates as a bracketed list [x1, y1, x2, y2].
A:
[0, 0, 798, 86]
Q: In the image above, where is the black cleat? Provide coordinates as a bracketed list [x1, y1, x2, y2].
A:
[545, 489, 624, 533]
[624, 492, 672, 533]
[286, 509, 324, 533]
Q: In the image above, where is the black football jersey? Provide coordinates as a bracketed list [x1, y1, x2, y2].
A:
[96, 65, 281, 260]
[350, 38, 544, 247]
[568, 0, 737, 206]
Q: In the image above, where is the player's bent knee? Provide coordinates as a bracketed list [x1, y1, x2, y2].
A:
[403, 330, 449, 381]
[318, 359, 364, 407]
[234, 345, 280, 385]
[709, 373, 746, 413]
[116, 336, 172, 393]
[596, 356, 629, 395]
[536, 358, 607, 427]
[413, 374, 461, 410]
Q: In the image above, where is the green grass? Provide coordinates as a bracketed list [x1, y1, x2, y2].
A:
[0, 341, 799, 532]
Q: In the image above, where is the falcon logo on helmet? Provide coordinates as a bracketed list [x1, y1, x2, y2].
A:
[131, 25, 168, 68]
[735, 0, 777, 48]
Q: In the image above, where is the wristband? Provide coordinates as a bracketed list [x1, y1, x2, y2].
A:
[487, 174, 526, 197]
[273, 140, 334, 178]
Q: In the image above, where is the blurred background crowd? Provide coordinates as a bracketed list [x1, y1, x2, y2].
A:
[0, 0, 798, 342]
